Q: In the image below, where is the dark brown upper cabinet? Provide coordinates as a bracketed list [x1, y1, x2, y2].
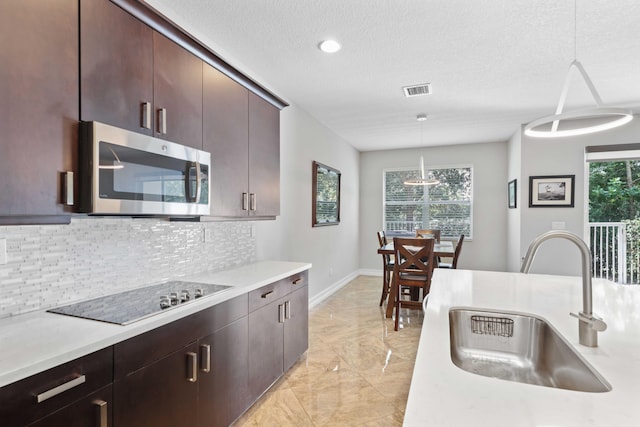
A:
[0, 0, 79, 224]
[203, 64, 250, 217]
[204, 65, 280, 218]
[248, 93, 281, 218]
[80, 0, 203, 149]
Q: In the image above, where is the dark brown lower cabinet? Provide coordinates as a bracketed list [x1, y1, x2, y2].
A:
[0, 348, 113, 427]
[114, 342, 198, 427]
[27, 385, 113, 427]
[248, 297, 285, 401]
[248, 275, 309, 404]
[198, 317, 250, 427]
[284, 285, 310, 372]
[1, 273, 307, 427]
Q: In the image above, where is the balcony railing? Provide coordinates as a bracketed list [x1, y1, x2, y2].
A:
[589, 222, 627, 283]
[589, 222, 640, 284]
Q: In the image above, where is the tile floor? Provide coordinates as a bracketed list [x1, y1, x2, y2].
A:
[233, 275, 424, 426]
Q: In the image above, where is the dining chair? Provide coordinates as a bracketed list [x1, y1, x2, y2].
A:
[439, 234, 465, 269]
[415, 228, 441, 242]
[392, 237, 435, 331]
[377, 231, 394, 306]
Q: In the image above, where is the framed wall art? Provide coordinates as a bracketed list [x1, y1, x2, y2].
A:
[528, 175, 575, 207]
[312, 161, 341, 226]
[508, 179, 517, 209]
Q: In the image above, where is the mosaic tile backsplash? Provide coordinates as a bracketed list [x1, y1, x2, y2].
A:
[0, 218, 256, 319]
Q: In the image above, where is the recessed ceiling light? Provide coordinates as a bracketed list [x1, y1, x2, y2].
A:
[319, 39, 341, 53]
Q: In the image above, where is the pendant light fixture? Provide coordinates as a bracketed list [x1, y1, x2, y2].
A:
[524, 0, 633, 138]
[404, 114, 440, 186]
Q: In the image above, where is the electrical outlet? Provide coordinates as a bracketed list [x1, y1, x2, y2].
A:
[0, 239, 7, 265]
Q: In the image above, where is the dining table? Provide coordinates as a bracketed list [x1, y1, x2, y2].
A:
[378, 240, 455, 318]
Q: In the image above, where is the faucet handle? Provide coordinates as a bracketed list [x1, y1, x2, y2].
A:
[570, 311, 607, 332]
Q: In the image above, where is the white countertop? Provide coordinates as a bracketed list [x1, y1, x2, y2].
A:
[0, 261, 311, 388]
[404, 269, 640, 427]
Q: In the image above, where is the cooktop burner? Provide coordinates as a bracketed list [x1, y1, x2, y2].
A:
[47, 281, 231, 325]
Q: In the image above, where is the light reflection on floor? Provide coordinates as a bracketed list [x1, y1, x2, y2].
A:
[233, 275, 424, 426]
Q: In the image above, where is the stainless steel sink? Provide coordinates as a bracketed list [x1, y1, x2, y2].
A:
[449, 308, 611, 392]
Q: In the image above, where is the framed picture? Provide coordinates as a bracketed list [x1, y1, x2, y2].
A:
[508, 179, 517, 209]
[312, 161, 341, 226]
[528, 175, 575, 207]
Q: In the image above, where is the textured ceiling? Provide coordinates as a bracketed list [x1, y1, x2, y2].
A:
[146, 0, 640, 151]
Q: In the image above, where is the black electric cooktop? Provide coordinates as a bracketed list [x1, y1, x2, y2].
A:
[47, 281, 231, 325]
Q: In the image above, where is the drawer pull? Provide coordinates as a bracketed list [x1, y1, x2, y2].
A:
[186, 352, 198, 382]
[242, 192, 249, 211]
[158, 108, 167, 134]
[94, 400, 108, 427]
[285, 300, 291, 320]
[261, 290, 274, 299]
[278, 303, 285, 323]
[292, 278, 302, 285]
[36, 374, 86, 403]
[200, 344, 211, 373]
[141, 101, 151, 129]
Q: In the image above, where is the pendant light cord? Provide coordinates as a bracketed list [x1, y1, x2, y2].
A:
[573, 0, 577, 61]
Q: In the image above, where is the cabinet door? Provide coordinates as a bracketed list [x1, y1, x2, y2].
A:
[153, 32, 203, 149]
[0, 0, 78, 221]
[80, 0, 153, 135]
[27, 385, 113, 427]
[198, 317, 249, 427]
[114, 342, 198, 427]
[248, 93, 280, 217]
[203, 64, 250, 217]
[248, 300, 284, 403]
[283, 284, 309, 371]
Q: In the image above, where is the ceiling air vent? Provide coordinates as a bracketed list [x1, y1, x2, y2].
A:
[403, 83, 432, 98]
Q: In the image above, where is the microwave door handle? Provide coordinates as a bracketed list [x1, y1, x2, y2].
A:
[194, 161, 202, 204]
[185, 162, 195, 203]
[185, 162, 202, 203]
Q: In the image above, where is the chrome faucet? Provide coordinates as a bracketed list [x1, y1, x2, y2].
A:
[520, 230, 607, 347]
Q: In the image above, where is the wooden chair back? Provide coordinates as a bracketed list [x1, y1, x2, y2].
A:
[415, 228, 441, 242]
[392, 237, 435, 330]
[393, 237, 435, 294]
[451, 234, 465, 269]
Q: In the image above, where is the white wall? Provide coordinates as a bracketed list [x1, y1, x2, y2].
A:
[517, 116, 640, 276]
[359, 142, 508, 272]
[254, 104, 360, 301]
[506, 127, 522, 272]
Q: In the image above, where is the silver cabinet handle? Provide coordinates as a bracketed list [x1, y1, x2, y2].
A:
[292, 278, 302, 285]
[200, 344, 211, 373]
[242, 192, 249, 211]
[186, 352, 197, 382]
[63, 171, 74, 206]
[285, 300, 291, 320]
[94, 400, 108, 427]
[36, 374, 86, 403]
[250, 193, 257, 211]
[261, 290, 274, 299]
[278, 303, 285, 324]
[157, 108, 167, 134]
[141, 101, 151, 129]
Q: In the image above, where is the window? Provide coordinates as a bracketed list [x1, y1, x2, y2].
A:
[383, 166, 473, 239]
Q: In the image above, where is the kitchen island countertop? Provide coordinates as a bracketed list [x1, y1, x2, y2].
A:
[0, 260, 311, 388]
[404, 269, 640, 426]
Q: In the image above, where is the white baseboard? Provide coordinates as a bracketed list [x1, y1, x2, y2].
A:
[308, 269, 383, 309]
[308, 270, 358, 309]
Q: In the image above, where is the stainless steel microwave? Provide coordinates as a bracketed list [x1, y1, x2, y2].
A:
[79, 121, 211, 216]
